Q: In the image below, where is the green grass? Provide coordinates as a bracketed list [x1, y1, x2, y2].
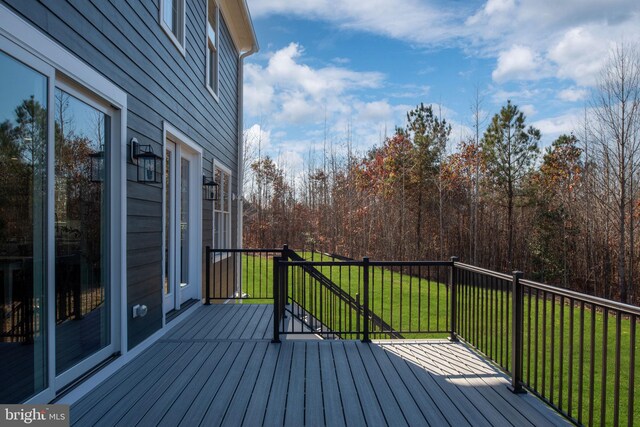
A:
[238, 251, 639, 426]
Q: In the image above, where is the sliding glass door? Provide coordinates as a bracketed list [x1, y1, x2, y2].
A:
[0, 42, 120, 401]
[54, 87, 111, 377]
[0, 49, 48, 403]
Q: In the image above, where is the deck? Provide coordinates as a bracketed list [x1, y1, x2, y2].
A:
[70, 304, 567, 426]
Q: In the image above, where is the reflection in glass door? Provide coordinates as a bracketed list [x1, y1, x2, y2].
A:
[54, 87, 111, 376]
[180, 157, 189, 287]
[0, 50, 48, 403]
[164, 145, 175, 312]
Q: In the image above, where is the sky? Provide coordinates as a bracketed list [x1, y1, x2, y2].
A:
[242, 0, 640, 173]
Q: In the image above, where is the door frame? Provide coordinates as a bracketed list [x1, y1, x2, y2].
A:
[162, 122, 202, 325]
[0, 3, 127, 403]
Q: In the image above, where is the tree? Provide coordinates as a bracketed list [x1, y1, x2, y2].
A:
[482, 100, 540, 269]
[405, 103, 451, 257]
[589, 43, 640, 302]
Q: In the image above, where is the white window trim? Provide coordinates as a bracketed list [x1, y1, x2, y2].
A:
[212, 160, 232, 253]
[160, 0, 186, 57]
[206, 0, 220, 101]
[0, 2, 127, 404]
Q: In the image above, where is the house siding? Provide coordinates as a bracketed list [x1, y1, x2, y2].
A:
[1, 0, 240, 348]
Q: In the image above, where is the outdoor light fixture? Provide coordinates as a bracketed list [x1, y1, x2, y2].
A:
[89, 150, 104, 183]
[130, 138, 162, 183]
[203, 174, 220, 201]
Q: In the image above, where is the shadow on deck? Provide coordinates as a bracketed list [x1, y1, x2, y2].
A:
[70, 304, 567, 426]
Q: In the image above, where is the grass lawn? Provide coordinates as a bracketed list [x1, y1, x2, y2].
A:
[238, 251, 639, 426]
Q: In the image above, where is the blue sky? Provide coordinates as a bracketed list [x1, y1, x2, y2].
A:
[243, 0, 640, 172]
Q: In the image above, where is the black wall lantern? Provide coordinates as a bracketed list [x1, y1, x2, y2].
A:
[89, 150, 104, 183]
[203, 174, 219, 201]
[130, 138, 162, 183]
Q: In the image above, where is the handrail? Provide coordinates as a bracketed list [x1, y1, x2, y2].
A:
[520, 278, 640, 316]
[454, 261, 512, 281]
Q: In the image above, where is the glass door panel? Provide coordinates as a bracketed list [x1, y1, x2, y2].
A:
[180, 157, 189, 286]
[54, 88, 109, 375]
[0, 50, 48, 403]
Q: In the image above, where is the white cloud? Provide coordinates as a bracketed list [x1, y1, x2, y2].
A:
[520, 104, 537, 117]
[548, 27, 613, 86]
[557, 87, 588, 102]
[244, 43, 384, 124]
[244, 124, 271, 152]
[492, 45, 547, 83]
[532, 110, 583, 144]
[248, 0, 469, 45]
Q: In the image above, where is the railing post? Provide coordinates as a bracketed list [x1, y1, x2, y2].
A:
[272, 256, 282, 343]
[362, 257, 370, 343]
[449, 256, 459, 342]
[282, 245, 289, 316]
[205, 246, 211, 305]
[509, 270, 525, 393]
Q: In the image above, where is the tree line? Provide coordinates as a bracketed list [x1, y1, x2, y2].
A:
[242, 44, 640, 305]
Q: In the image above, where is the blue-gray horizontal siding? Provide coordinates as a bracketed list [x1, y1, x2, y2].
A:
[2, 0, 240, 348]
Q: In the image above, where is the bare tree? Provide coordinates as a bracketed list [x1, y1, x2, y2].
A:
[590, 43, 640, 302]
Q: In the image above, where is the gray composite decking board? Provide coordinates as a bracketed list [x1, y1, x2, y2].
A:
[435, 343, 566, 426]
[150, 341, 232, 427]
[329, 342, 368, 427]
[262, 338, 294, 426]
[341, 341, 388, 426]
[189, 304, 236, 340]
[199, 341, 268, 426]
[69, 305, 567, 427]
[123, 341, 219, 427]
[355, 342, 411, 427]
[71, 342, 180, 421]
[177, 341, 250, 427]
[304, 343, 325, 426]
[221, 342, 275, 426]
[377, 344, 457, 427]
[240, 343, 281, 427]
[216, 304, 260, 340]
[283, 341, 306, 427]
[401, 344, 515, 427]
[252, 308, 273, 339]
[415, 343, 538, 427]
[74, 342, 195, 426]
[318, 343, 348, 427]
[239, 304, 270, 340]
[388, 344, 494, 427]
[105, 342, 208, 427]
[202, 304, 248, 340]
[363, 343, 431, 427]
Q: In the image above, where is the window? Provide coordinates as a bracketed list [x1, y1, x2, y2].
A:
[206, 0, 219, 98]
[213, 164, 231, 249]
[160, 0, 185, 54]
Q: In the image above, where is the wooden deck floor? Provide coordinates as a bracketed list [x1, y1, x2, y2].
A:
[70, 304, 567, 426]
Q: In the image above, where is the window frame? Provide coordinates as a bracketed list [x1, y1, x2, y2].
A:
[160, 0, 186, 56]
[212, 160, 231, 250]
[205, 0, 220, 101]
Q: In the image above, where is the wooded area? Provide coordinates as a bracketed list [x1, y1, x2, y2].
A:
[242, 44, 640, 305]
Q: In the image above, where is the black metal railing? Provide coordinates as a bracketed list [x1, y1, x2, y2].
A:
[453, 261, 640, 427]
[205, 247, 287, 301]
[272, 256, 453, 342]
